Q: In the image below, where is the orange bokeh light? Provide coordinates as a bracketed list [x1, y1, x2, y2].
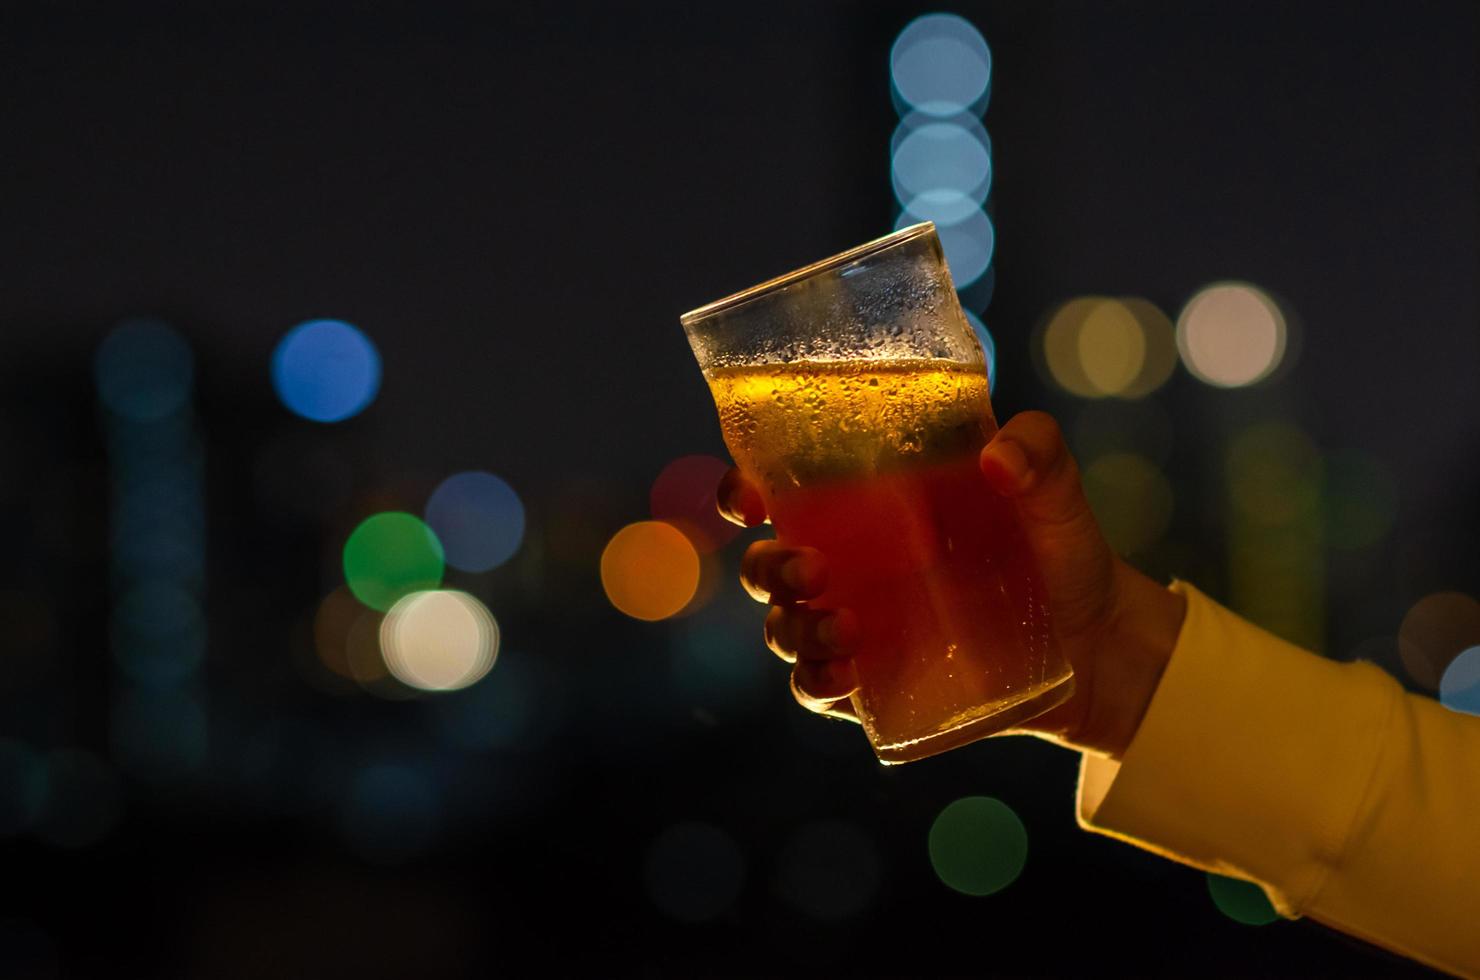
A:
[600, 521, 701, 622]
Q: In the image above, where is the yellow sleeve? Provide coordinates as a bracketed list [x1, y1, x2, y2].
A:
[1078, 581, 1480, 978]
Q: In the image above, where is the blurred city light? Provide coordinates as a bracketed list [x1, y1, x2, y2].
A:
[895, 206, 994, 287]
[1398, 592, 1480, 690]
[1226, 422, 1325, 651]
[1439, 647, 1480, 716]
[270, 319, 381, 422]
[36, 749, 123, 848]
[961, 310, 997, 390]
[772, 819, 881, 921]
[1082, 452, 1174, 557]
[1039, 297, 1177, 399]
[342, 511, 445, 612]
[1206, 873, 1280, 926]
[379, 590, 499, 692]
[1322, 450, 1399, 551]
[1176, 283, 1288, 388]
[891, 117, 992, 208]
[0, 739, 47, 836]
[643, 821, 745, 923]
[111, 688, 208, 780]
[649, 455, 740, 554]
[890, 13, 991, 117]
[600, 521, 701, 622]
[927, 796, 1028, 896]
[433, 650, 544, 751]
[341, 763, 442, 864]
[424, 470, 525, 573]
[110, 582, 206, 686]
[94, 317, 194, 421]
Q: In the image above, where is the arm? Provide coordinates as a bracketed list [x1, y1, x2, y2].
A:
[725, 410, 1480, 976]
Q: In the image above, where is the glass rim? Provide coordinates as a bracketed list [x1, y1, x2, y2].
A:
[680, 222, 936, 326]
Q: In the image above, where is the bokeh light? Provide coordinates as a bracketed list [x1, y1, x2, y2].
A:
[270, 319, 381, 423]
[1206, 873, 1279, 926]
[643, 821, 745, 923]
[36, 749, 123, 848]
[649, 455, 740, 554]
[380, 590, 499, 692]
[1227, 423, 1322, 526]
[1439, 647, 1480, 716]
[0, 739, 47, 836]
[1039, 297, 1177, 399]
[110, 582, 206, 686]
[894, 206, 994, 287]
[1082, 453, 1174, 556]
[1322, 450, 1399, 551]
[341, 763, 441, 864]
[433, 650, 549, 751]
[928, 796, 1028, 897]
[600, 521, 701, 622]
[342, 512, 445, 612]
[1176, 283, 1287, 388]
[671, 608, 770, 712]
[891, 118, 992, 208]
[961, 310, 997, 391]
[94, 317, 194, 421]
[772, 819, 881, 921]
[111, 688, 208, 779]
[424, 471, 525, 573]
[1398, 592, 1480, 690]
[890, 13, 992, 117]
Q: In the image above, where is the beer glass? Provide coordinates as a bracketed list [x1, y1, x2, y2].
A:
[680, 223, 1073, 764]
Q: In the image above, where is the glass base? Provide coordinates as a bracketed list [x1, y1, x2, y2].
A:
[870, 672, 1076, 765]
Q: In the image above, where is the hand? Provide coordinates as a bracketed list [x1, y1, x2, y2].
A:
[717, 411, 1187, 759]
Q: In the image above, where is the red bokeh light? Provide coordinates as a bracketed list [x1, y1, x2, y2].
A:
[649, 455, 740, 554]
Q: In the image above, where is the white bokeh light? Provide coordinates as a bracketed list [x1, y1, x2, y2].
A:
[379, 590, 499, 692]
[1176, 283, 1287, 388]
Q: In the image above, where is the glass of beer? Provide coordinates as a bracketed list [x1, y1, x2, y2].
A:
[680, 223, 1073, 764]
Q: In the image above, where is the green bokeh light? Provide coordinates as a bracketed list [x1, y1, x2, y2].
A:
[1206, 872, 1280, 926]
[343, 512, 445, 611]
[928, 796, 1027, 896]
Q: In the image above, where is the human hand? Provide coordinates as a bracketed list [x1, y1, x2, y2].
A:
[718, 411, 1187, 759]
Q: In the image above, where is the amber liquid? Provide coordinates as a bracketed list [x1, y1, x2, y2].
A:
[708, 359, 1072, 762]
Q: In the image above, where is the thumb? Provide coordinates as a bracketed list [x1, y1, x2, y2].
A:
[979, 411, 1095, 532]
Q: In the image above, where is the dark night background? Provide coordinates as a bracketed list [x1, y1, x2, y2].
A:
[0, 1, 1475, 976]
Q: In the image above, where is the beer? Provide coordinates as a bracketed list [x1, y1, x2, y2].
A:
[708, 358, 1070, 762]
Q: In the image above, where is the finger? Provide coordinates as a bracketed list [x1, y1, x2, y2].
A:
[979, 411, 1094, 530]
[740, 541, 828, 603]
[763, 606, 858, 664]
[717, 467, 768, 527]
[791, 658, 861, 706]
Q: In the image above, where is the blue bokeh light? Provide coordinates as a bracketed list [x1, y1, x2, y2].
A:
[0, 739, 47, 837]
[433, 651, 542, 751]
[111, 689, 208, 780]
[95, 317, 194, 422]
[271, 319, 381, 423]
[341, 763, 442, 864]
[896, 206, 995, 287]
[110, 583, 206, 686]
[424, 471, 526, 573]
[963, 309, 997, 391]
[890, 13, 992, 117]
[891, 120, 992, 208]
[1440, 646, 1480, 716]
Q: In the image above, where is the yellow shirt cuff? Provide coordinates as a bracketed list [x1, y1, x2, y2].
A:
[1076, 580, 1399, 918]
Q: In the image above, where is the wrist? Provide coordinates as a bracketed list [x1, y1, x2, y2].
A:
[1076, 562, 1187, 759]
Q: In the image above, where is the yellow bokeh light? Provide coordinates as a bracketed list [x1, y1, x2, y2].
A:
[1040, 297, 1176, 399]
[600, 521, 701, 622]
[1081, 452, 1174, 556]
[1176, 282, 1287, 388]
[379, 590, 499, 692]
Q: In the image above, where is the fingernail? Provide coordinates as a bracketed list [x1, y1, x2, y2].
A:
[780, 557, 806, 590]
[982, 439, 1030, 489]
